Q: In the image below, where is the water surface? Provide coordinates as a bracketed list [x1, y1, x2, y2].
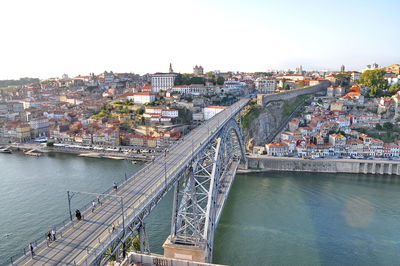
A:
[1, 153, 400, 265]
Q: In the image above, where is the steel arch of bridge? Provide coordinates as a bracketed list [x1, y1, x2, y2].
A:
[169, 118, 247, 262]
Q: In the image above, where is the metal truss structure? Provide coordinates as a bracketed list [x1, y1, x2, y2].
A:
[98, 118, 246, 265]
[170, 118, 246, 262]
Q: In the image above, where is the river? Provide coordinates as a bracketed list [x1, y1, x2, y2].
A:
[1, 153, 400, 265]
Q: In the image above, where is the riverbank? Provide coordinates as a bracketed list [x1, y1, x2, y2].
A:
[4, 143, 153, 162]
[240, 155, 400, 176]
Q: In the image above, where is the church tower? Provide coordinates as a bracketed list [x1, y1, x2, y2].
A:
[169, 63, 174, 73]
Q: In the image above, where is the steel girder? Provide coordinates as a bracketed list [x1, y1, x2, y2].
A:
[170, 118, 246, 262]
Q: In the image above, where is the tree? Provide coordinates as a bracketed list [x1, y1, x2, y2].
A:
[174, 74, 184, 85]
[46, 141, 54, 147]
[389, 83, 400, 95]
[383, 122, 393, 131]
[375, 124, 382, 130]
[284, 84, 291, 90]
[216, 76, 225, 85]
[334, 72, 351, 86]
[360, 69, 388, 97]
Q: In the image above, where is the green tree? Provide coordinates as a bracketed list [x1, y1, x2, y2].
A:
[174, 74, 184, 85]
[389, 83, 400, 95]
[190, 76, 205, 84]
[284, 84, 291, 90]
[216, 76, 225, 85]
[334, 72, 351, 86]
[46, 141, 54, 147]
[383, 122, 393, 131]
[136, 107, 144, 115]
[360, 69, 388, 97]
[375, 124, 382, 130]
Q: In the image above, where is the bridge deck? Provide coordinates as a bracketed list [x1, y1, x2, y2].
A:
[14, 98, 249, 266]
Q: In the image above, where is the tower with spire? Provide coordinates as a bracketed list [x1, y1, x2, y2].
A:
[169, 63, 174, 73]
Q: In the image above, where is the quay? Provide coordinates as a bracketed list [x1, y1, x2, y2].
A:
[243, 155, 400, 175]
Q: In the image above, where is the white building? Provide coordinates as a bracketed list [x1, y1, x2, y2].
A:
[255, 78, 276, 94]
[223, 80, 246, 94]
[351, 71, 361, 82]
[29, 116, 49, 137]
[385, 75, 400, 86]
[279, 74, 305, 81]
[144, 107, 178, 118]
[127, 92, 156, 105]
[151, 73, 178, 92]
[171, 84, 207, 96]
[265, 142, 289, 156]
[203, 106, 227, 120]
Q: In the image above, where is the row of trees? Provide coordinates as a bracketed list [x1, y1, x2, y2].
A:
[174, 73, 225, 86]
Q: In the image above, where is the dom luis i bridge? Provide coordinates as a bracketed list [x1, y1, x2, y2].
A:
[14, 98, 250, 266]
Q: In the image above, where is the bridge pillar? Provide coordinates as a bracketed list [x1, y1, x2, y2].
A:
[163, 236, 206, 262]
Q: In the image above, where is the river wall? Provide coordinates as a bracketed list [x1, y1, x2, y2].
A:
[243, 155, 400, 175]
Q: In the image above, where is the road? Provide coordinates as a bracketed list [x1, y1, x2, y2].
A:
[14, 98, 249, 266]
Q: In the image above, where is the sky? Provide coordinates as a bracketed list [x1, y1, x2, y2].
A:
[0, 0, 399, 79]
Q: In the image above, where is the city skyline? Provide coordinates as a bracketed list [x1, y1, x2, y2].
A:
[0, 0, 399, 79]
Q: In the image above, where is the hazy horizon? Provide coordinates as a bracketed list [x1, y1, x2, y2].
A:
[1, 0, 399, 79]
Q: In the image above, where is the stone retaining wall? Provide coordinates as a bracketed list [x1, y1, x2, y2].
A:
[245, 155, 400, 175]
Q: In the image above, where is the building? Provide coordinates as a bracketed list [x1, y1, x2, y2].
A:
[203, 106, 227, 120]
[255, 78, 276, 94]
[143, 107, 179, 122]
[340, 65, 345, 72]
[384, 75, 399, 86]
[327, 86, 344, 97]
[223, 80, 246, 94]
[351, 71, 361, 82]
[151, 73, 178, 92]
[29, 116, 49, 138]
[296, 65, 303, 75]
[265, 142, 289, 156]
[384, 64, 400, 75]
[171, 84, 207, 96]
[149, 63, 177, 92]
[325, 74, 337, 84]
[280, 74, 305, 81]
[329, 134, 346, 146]
[127, 92, 156, 105]
[193, 65, 204, 75]
[330, 102, 344, 111]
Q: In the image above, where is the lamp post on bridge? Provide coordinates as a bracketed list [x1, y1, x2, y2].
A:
[66, 190, 125, 237]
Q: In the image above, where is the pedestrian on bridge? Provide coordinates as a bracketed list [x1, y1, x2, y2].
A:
[51, 229, 56, 241]
[113, 182, 118, 192]
[75, 209, 82, 221]
[47, 231, 52, 242]
[92, 200, 96, 212]
[29, 243, 35, 257]
[97, 194, 101, 206]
